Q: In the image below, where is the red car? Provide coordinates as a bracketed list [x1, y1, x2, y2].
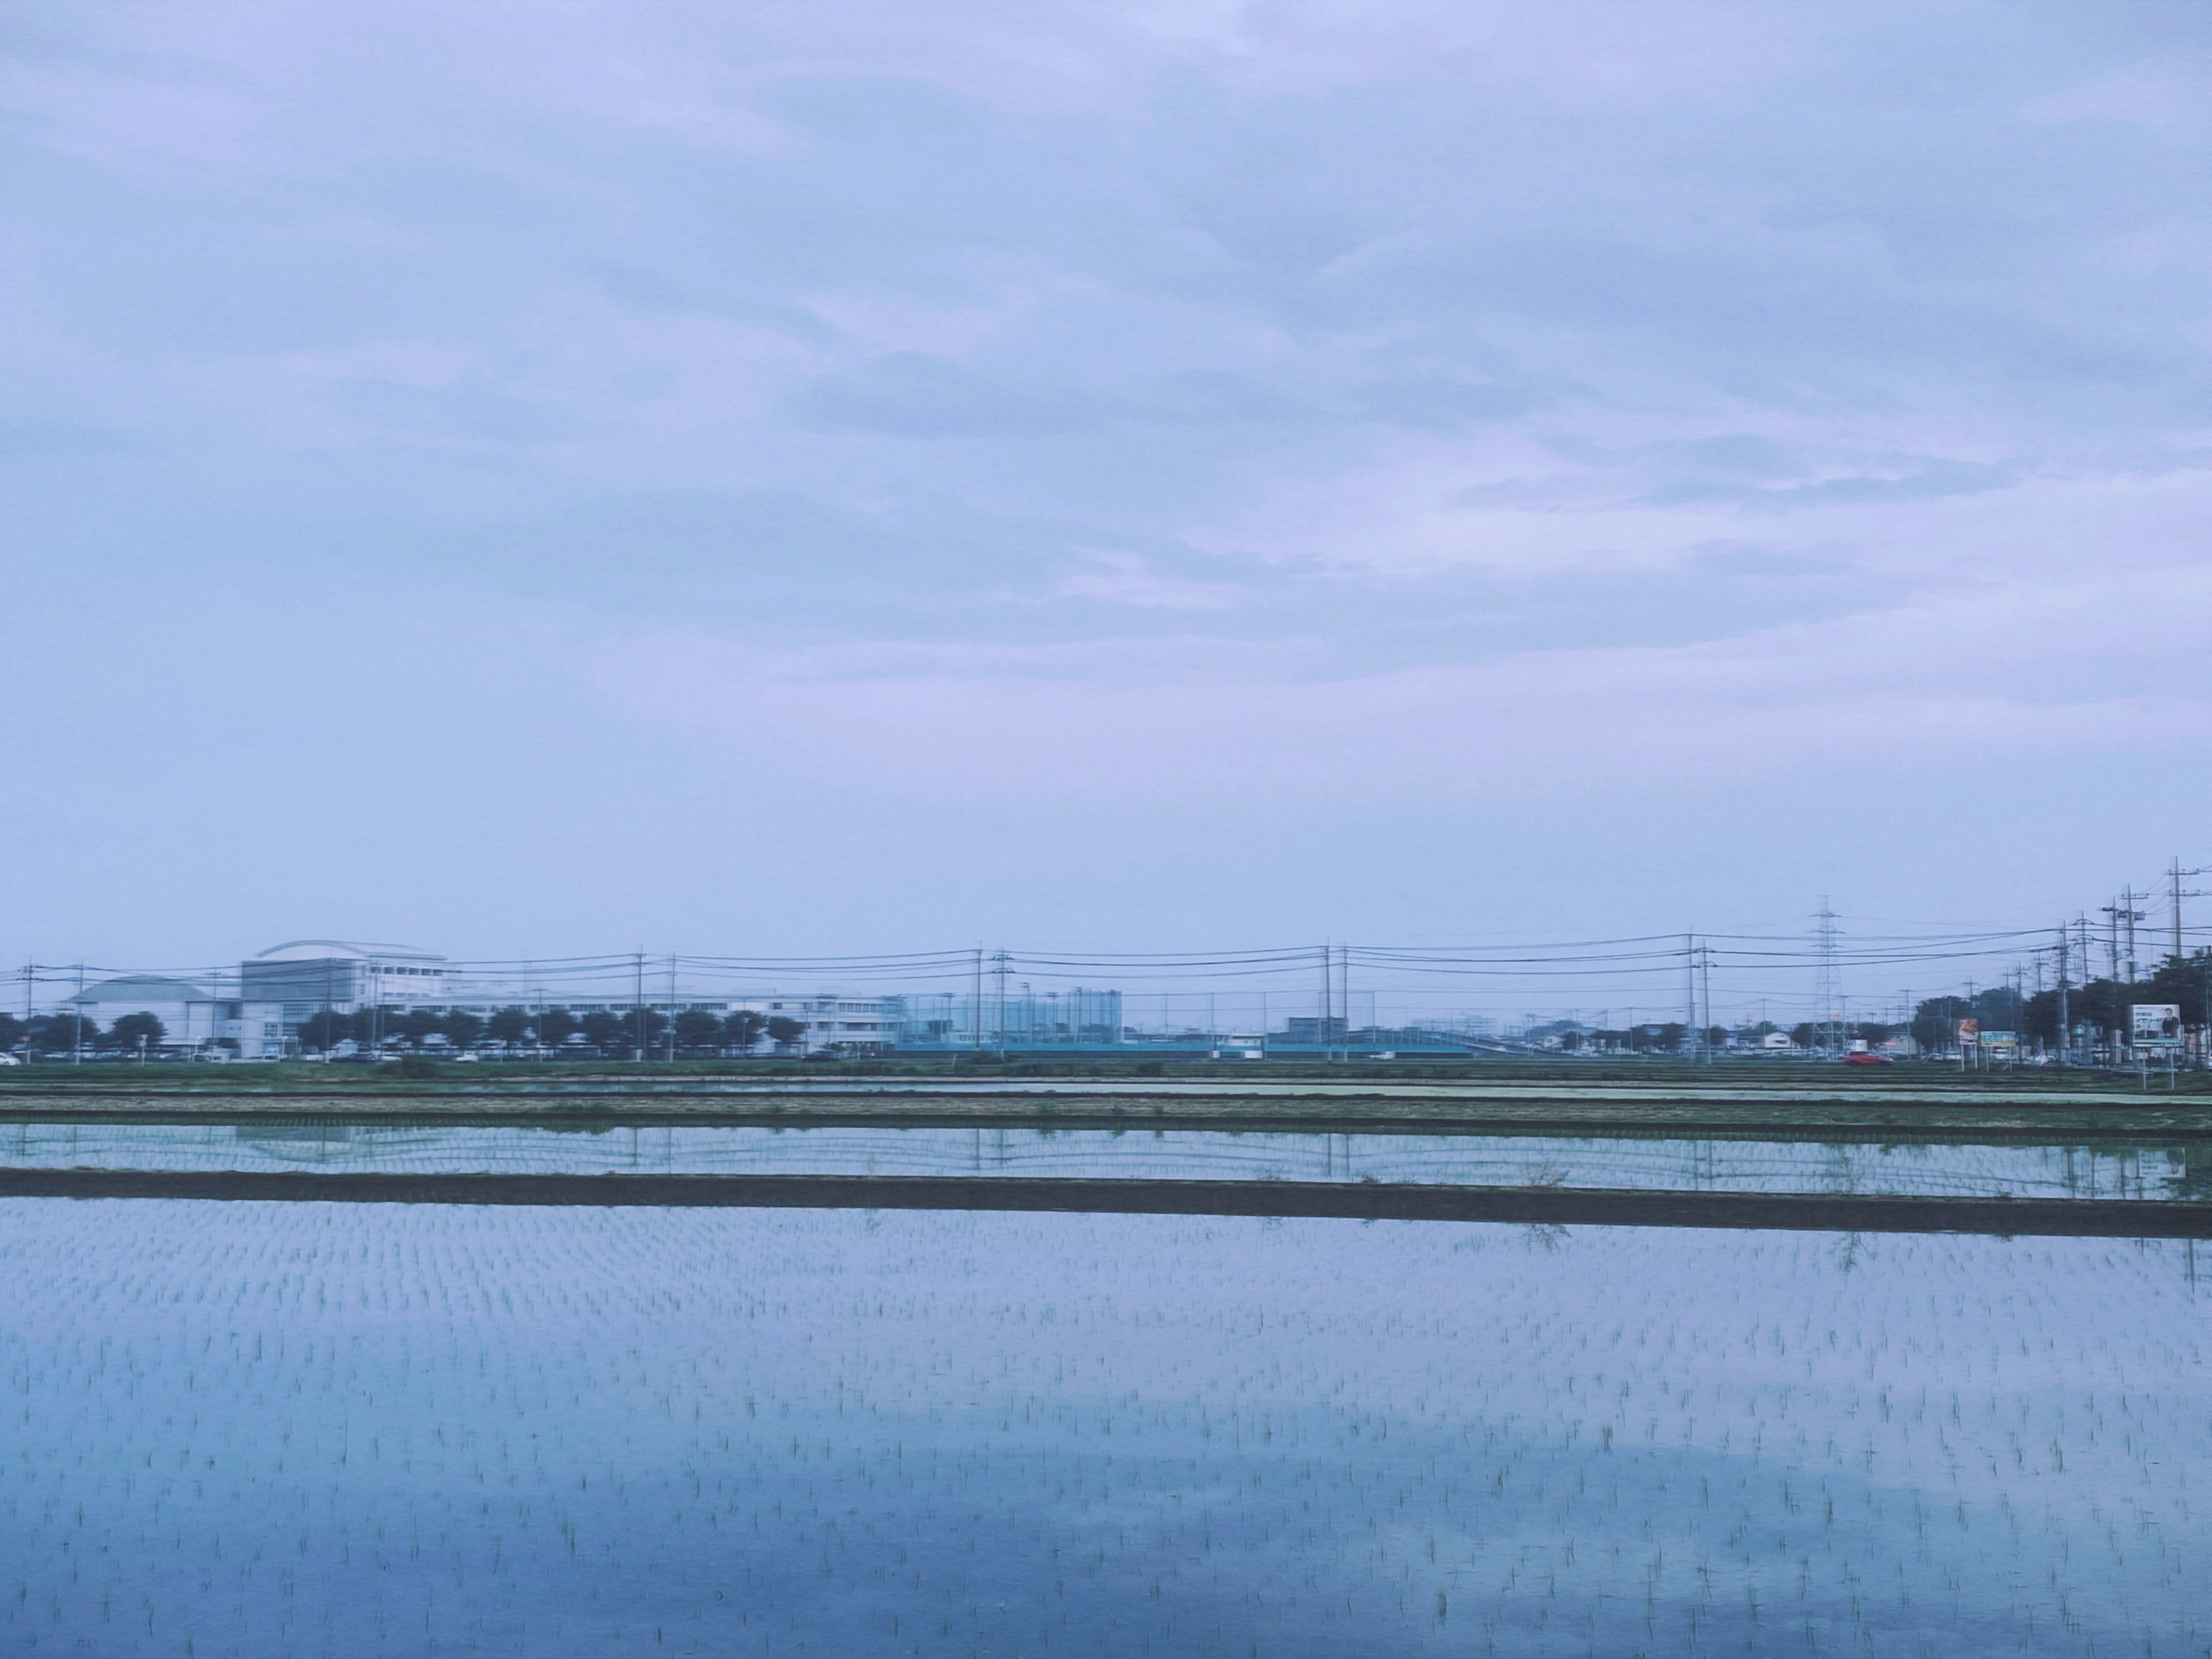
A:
[1842, 1051, 1892, 1066]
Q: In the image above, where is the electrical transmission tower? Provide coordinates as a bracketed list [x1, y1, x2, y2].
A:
[1813, 900, 1840, 1058]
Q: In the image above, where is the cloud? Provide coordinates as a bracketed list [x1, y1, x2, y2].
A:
[7, 1, 2212, 957]
[1055, 552, 1240, 610]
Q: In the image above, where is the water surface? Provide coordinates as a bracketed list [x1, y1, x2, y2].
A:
[1, 1199, 2205, 1656]
[1, 1119, 2198, 1199]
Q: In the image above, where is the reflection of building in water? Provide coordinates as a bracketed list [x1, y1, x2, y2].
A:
[233, 1123, 358, 1164]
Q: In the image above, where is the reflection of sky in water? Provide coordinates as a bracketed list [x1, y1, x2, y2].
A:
[0, 1202, 2204, 1657]
[0, 1120, 2196, 1198]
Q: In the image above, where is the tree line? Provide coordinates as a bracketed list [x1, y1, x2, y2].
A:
[302, 1005, 803, 1054]
[1907, 950, 2212, 1053]
[0, 1010, 168, 1055]
[0, 1006, 808, 1056]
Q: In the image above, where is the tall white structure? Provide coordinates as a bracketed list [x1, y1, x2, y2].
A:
[240, 941, 454, 1027]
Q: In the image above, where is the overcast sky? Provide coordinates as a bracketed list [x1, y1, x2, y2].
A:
[5, 1, 2211, 984]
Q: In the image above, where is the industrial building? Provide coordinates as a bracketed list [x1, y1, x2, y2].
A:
[888, 989, 1125, 1052]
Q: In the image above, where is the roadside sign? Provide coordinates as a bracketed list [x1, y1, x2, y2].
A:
[1956, 1018, 1979, 1047]
[1979, 1030, 2018, 1051]
[2131, 1004, 2183, 1048]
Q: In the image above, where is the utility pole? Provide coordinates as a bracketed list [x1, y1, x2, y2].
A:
[73, 962, 84, 1065]
[1684, 935, 1697, 1062]
[2079, 913, 2098, 1062]
[1337, 943, 1350, 1059]
[1319, 941, 1332, 1061]
[972, 948, 984, 1052]
[665, 955, 677, 1062]
[2176, 859, 2188, 965]
[1699, 942, 1714, 1062]
[2055, 924, 2070, 1069]
[2168, 859, 2207, 971]
[991, 949, 1010, 1057]
[632, 950, 645, 1062]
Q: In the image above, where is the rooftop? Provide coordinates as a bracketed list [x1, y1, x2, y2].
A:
[67, 975, 213, 1005]
[251, 940, 446, 965]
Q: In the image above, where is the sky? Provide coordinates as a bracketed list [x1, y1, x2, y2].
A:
[5, 1, 2212, 997]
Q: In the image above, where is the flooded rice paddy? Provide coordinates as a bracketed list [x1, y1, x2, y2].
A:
[3, 1192, 2208, 1657]
[1, 1120, 2203, 1201]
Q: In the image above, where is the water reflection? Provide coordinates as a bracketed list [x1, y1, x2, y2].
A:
[0, 1118, 2200, 1199]
[0, 1202, 2202, 1656]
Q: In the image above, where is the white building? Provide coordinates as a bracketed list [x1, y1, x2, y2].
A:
[767, 996, 892, 1054]
[233, 939, 893, 1054]
[240, 941, 455, 1029]
[64, 976, 221, 1048]
[63, 974, 289, 1058]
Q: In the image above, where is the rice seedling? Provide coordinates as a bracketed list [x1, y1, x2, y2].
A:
[0, 1185, 2201, 1654]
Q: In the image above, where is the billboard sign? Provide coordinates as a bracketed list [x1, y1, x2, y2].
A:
[2131, 1004, 2183, 1049]
[1979, 1029, 2018, 1051]
[1955, 1018, 1979, 1047]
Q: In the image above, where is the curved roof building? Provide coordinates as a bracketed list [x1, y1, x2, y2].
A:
[66, 974, 213, 1006]
[241, 941, 453, 1013]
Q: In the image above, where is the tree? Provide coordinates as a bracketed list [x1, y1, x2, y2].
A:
[766, 1015, 806, 1050]
[723, 1009, 767, 1051]
[1910, 997, 1971, 1056]
[1972, 986, 2024, 1032]
[398, 1008, 442, 1046]
[0, 1012, 25, 1052]
[31, 1013, 97, 1054]
[578, 1011, 627, 1052]
[108, 1012, 167, 1052]
[536, 1008, 580, 1047]
[349, 1009, 402, 1044]
[2139, 950, 2212, 1029]
[440, 1010, 485, 1049]
[2070, 978, 2124, 1041]
[485, 1007, 533, 1047]
[1789, 1022, 1817, 1050]
[673, 1009, 724, 1052]
[297, 1010, 350, 1052]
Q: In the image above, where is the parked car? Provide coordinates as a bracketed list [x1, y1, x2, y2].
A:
[1842, 1051, 1892, 1067]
